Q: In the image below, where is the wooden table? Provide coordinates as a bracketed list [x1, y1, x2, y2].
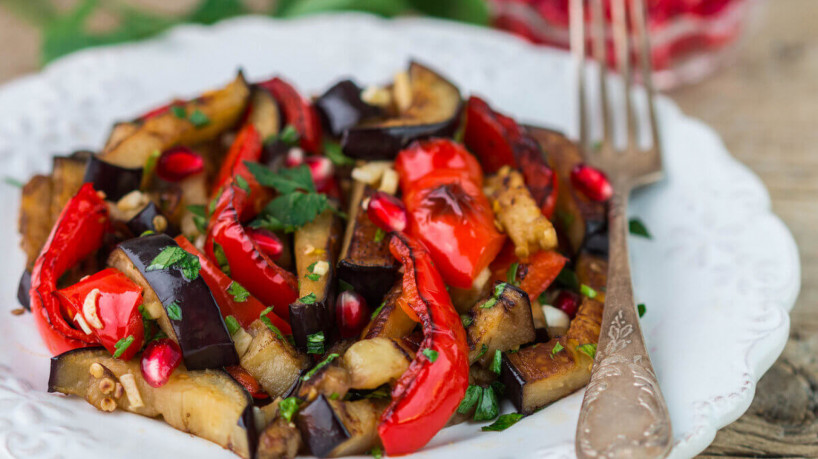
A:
[1, 1, 815, 456]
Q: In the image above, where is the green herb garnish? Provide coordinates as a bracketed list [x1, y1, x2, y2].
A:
[147, 246, 201, 280]
[577, 343, 597, 359]
[299, 293, 317, 304]
[551, 342, 565, 357]
[373, 228, 385, 243]
[476, 343, 488, 359]
[481, 297, 497, 309]
[580, 284, 598, 299]
[306, 331, 325, 355]
[490, 349, 502, 374]
[507, 262, 520, 286]
[369, 446, 383, 459]
[4, 177, 24, 188]
[279, 397, 302, 423]
[457, 385, 481, 414]
[638, 303, 647, 318]
[460, 314, 473, 328]
[165, 301, 182, 321]
[225, 315, 241, 335]
[473, 385, 499, 421]
[279, 125, 300, 146]
[213, 242, 231, 276]
[247, 162, 332, 233]
[139, 230, 155, 237]
[629, 218, 652, 239]
[227, 282, 250, 302]
[371, 301, 386, 319]
[555, 266, 579, 290]
[324, 140, 355, 166]
[259, 306, 284, 340]
[306, 273, 321, 281]
[329, 392, 340, 400]
[188, 109, 210, 128]
[422, 348, 439, 363]
[170, 105, 187, 119]
[112, 335, 135, 358]
[301, 353, 339, 381]
[235, 175, 250, 193]
[339, 279, 354, 292]
[482, 413, 524, 432]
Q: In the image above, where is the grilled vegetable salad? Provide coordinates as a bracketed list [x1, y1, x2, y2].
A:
[18, 61, 611, 458]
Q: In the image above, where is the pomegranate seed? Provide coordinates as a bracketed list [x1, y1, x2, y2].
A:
[155, 146, 204, 182]
[553, 290, 581, 319]
[305, 156, 335, 193]
[570, 163, 613, 202]
[140, 338, 182, 388]
[336, 290, 370, 339]
[245, 227, 283, 260]
[285, 148, 305, 168]
[367, 191, 408, 233]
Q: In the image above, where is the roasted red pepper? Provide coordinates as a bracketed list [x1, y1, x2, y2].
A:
[258, 77, 323, 154]
[213, 124, 264, 195]
[398, 152, 505, 289]
[205, 180, 298, 321]
[226, 365, 270, 401]
[378, 233, 469, 456]
[55, 268, 145, 361]
[394, 138, 483, 190]
[464, 96, 558, 219]
[175, 235, 291, 333]
[490, 241, 568, 302]
[29, 183, 109, 354]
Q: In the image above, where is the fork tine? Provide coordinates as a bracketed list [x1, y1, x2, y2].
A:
[569, 0, 588, 152]
[630, 0, 662, 157]
[590, 0, 612, 150]
[610, 0, 636, 151]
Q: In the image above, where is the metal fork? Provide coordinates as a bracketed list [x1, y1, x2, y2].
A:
[569, 0, 672, 457]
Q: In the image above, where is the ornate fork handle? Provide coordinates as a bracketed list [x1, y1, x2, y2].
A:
[576, 187, 672, 459]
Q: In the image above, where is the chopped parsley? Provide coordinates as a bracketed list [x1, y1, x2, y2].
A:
[473, 385, 499, 421]
[507, 262, 520, 286]
[556, 266, 579, 290]
[187, 204, 207, 218]
[247, 162, 332, 233]
[373, 228, 386, 243]
[278, 397, 302, 423]
[306, 261, 321, 281]
[187, 205, 208, 233]
[460, 314, 473, 328]
[165, 301, 182, 321]
[580, 284, 598, 299]
[339, 279, 354, 292]
[629, 218, 652, 239]
[227, 282, 250, 303]
[279, 125, 300, 146]
[188, 109, 210, 128]
[147, 246, 201, 280]
[170, 105, 187, 119]
[301, 353, 339, 381]
[224, 315, 241, 335]
[490, 380, 506, 396]
[481, 297, 498, 309]
[476, 343, 488, 359]
[551, 342, 565, 357]
[4, 176, 24, 188]
[482, 413, 524, 432]
[369, 446, 383, 459]
[329, 392, 340, 400]
[457, 385, 481, 414]
[324, 140, 355, 166]
[577, 343, 597, 359]
[299, 293, 317, 304]
[306, 332, 325, 355]
[422, 348, 439, 363]
[139, 230, 155, 237]
[259, 307, 284, 340]
[370, 301, 386, 319]
[638, 303, 647, 318]
[481, 282, 508, 309]
[235, 175, 250, 193]
[490, 349, 502, 374]
[112, 335, 135, 358]
[213, 242, 231, 276]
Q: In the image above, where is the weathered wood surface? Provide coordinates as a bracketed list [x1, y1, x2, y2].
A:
[0, 1, 815, 457]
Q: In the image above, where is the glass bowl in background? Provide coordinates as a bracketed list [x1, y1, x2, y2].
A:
[490, 0, 759, 90]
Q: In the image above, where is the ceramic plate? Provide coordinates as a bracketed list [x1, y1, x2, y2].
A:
[0, 13, 799, 459]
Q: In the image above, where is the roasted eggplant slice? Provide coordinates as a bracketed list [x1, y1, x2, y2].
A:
[241, 320, 309, 398]
[83, 155, 144, 202]
[248, 86, 282, 140]
[18, 174, 52, 269]
[529, 127, 608, 256]
[101, 73, 250, 168]
[337, 183, 400, 307]
[361, 280, 415, 340]
[257, 415, 302, 459]
[464, 282, 536, 366]
[17, 270, 31, 311]
[296, 394, 385, 458]
[48, 348, 257, 459]
[342, 337, 412, 390]
[108, 234, 238, 370]
[341, 62, 462, 160]
[50, 154, 88, 223]
[316, 80, 382, 137]
[297, 364, 351, 403]
[290, 209, 343, 352]
[126, 201, 179, 237]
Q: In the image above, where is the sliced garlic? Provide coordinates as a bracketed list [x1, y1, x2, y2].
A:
[393, 71, 412, 113]
[312, 260, 329, 276]
[74, 313, 93, 335]
[116, 190, 148, 212]
[361, 85, 392, 108]
[89, 362, 104, 379]
[233, 327, 253, 358]
[351, 161, 391, 186]
[118, 374, 144, 409]
[379, 168, 399, 195]
[82, 288, 103, 329]
[542, 305, 570, 336]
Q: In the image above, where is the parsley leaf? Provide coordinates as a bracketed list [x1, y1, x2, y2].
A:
[112, 335, 135, 358]
[460, 314, 473, 328]
[473, 385, 499, 421]
[629, 218, 652, 239]
[299, 293, 317, 304]
[490, 349, 502, 374]
[139, 230, 155, 237]
[279, 125, 300, 146]
[482, 413, 524, 432]
[235, 175, 250, 193]
[254, 192, 329, 233]
[577, 343, 597, 359]
[369, 446, 383, 459]
[580, 284, 598, 299]
[188, 109, 210, 128]
[224, 315, 241, 335]
[247, 162, 315, 194]
[259, 307, 284, 340]
[371, 301, 386, 319]
[556, 266, 580, 290]
[373, 228, 385, 243]
[279, 397, 302, 423]
[477, 343, 488, 359]
[170, 105, 187, 119]
[507, 262, 520, 286]
[339, 279, 354, 292]
[481, 297, 498, 309]
[187, 204, 207, 217]
[324, 140, 355, 166]
[306, 273, 321, 281]
[4, 176, 24, 188]
[147, 246, 200, 280]
[227, 282, 250, 302]
[213, 242, 231, 276]
[422, 348, 439, 362]
[301, 353, 339, 381]
[457, 385, 481, 414]
[551, 342, 565, 357]
[638, 303, 647, 318]
[165, 301, 182, 321]
[307, 331, 324, 355]
[329, 392, 340, 400]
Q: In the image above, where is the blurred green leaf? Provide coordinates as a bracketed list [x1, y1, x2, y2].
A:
[276, 0, 412, 18]
[188, 0, 245, 25]
[0, 0, 57, 26]
[408, 0, 489, 25]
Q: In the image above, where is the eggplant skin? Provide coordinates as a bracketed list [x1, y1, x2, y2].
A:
[83, 155, 143, 202]
[126, 201, 180, 237]
[340, 116, 460, 161]
[113, 234, 238, 370]
[316, 80, 382, 137]
[17, 270, 31, 311]
[296, 394, 383, 458]
[48, 347, 257, 459]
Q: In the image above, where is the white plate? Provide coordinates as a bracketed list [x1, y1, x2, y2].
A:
[0, 14, 799, 459]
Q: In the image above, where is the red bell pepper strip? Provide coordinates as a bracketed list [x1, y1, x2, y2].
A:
[138, 99, 186, 121]
[29, 183, 109, 355]
[400, 168, 505, 289]
[490, 241, 568, 302]
[257, 77, 323, 154]
[225, 365, 270, 401]
[378, 233, 469, 456]
[175, 235, 291, 334]
[205, 181, 298, 321]
[394, 138, 484, 191]
[213, 124, 263, 194]
[55, 268, 145, 361]
[464, 96, 558, 219]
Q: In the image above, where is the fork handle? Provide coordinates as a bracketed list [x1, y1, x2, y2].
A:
[575, 187, 672, 459]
